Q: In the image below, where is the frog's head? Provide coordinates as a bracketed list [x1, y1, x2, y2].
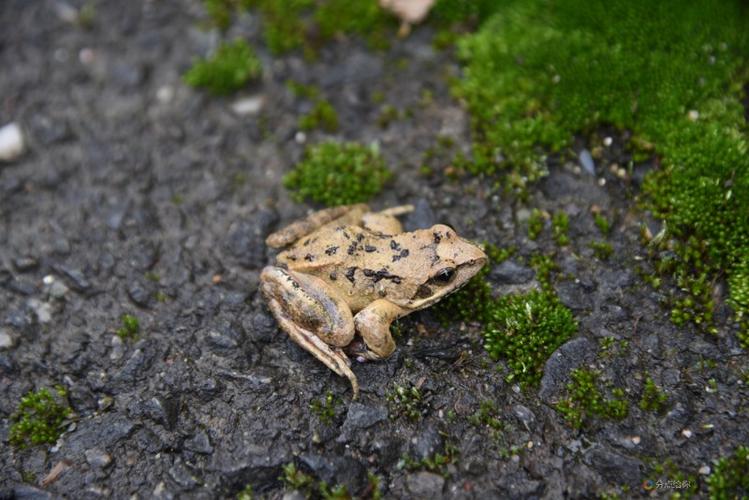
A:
[401, 224, 488, 311]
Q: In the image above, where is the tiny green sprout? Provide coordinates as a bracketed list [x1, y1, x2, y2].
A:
[594, 213, 612, 235]
[706, 446, 749, 500]
[468, 400, 503, 440]
[184, 39, 261, 95]
[377, 105, 401, 128]
[9, 387, 71, 448]
[117, 313, 140, 340]
[528, 209, 545, 240]
[386, 383, 427, 422]
[400, 443, 459, 478]
[281, 462, 315, 492]
[319, 482, 350, 500]
[309, 390, 339, 425]
[236, 483, 253, 500]
[284, 141, 392, 207]
[589, 240, 613, 260]
[639, 376, 668, 413]
[366, 471, 383, 500]
[552, 211, 570, 246]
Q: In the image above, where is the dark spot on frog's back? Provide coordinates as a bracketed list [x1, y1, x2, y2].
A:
[345, 267, 356, 283]
[304, 254, 315, 262]
[325, 246, 338, 255]
[347, 242, 358, 255]
[390, 240, 401, 251]
[356, 233, 364, 242]
[392, 249, 410, 262]
[433, 232, 442, 244]
[329, 271, 337, 281]
[365, 245, 377, 252]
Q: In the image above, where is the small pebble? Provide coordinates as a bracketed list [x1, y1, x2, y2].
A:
[49, 280, 69, 299]
[43, 275, 55, 285]
[699, 465, 711, 475]
[603, 136, 613, 146]
[79, 47, 95, 65]
[598, 177, 606, 186]
[681, 428, 693, 438]
[578, 149, 595, 175]
[631, 436, 641, 445]
[688, 110, 699, 121]
[156, 85, 174, 103]
[85, 448, 112, 468]
[295, 131, 306, 144]
[231, 95, 264, 115]
[0, 329, 14, 349]
[0, 122, 25, 162]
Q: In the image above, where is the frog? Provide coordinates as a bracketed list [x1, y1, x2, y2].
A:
[260, 203, 487, 398]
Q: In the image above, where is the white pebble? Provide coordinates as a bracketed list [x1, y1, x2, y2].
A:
[295, 131, 307, 144]
[79, 47, 95, 65]
[631, 436, 641, 445]
[0, 329, 14, 349]
[598, 177, 606, 186]
[603, 137, 613, 146]
[43, 275, 56, 285]
[688, 110, 699, 121]
[156, 85, 174, 103]
[0, 123, 25, 162]
[681, 428, 693, 438]
[578, 149, 595, 175]
[699, 465, 711, 475]
[231, 95, 264, 115]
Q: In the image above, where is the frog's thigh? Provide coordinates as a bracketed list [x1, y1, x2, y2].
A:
[260, 267, 355, 347]
[361, 213, 404, 235]
[353, 300, 403, 359]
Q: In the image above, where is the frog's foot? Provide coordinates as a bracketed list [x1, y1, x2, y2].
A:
[351, 299, 403, 361]
[266, 298, 360, 398]
[266, 204, 369, 248]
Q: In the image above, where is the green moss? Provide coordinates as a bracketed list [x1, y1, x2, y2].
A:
[589, 241, 613, 261]
[236, 483, 254, 500]
[707, 446, 749, 500]
[284, 141, 391, 206]
[484, 290, 577, 387]
[386, 383, 427, 422]
[281, 462, 316, 493]
[309, 390, 340, 424]
[299, 99, 339, 132]
[314, 0, 393, 50]
[527, 209, 545, 240]
[116, 313, 140, 341]
[639, 376, 668, 413]
[594, 213, 612, 236]
[400, 443, 459, 478]
[9, 387, 71, 448]
[366, 472, 383, 500]
[202, 0, 238, 30]
[468, 400, 503, 440]
[552, 211, 570, 246]
[555, 369, 628, 429]
[455, 0, 749, 341]
[183, 39, 261, 95]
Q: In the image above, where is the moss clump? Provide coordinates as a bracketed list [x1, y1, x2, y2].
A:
[309, 390, 340, 425]
[527, 209, 545, 240]
[299, 99, 339, 132]
[551, 211, 570, 246]
[386, 384, 427, 422]
[9, 387, 71, 448]
[594, 213, 611, 236]
[281, 462, 350, 499]
[589, 241, 613, 261]
[116, 313, 140, 341]
[400, 443, 459, 478]
[184, 39, 261, 95]
[455, 0, 749, 341]
[284, 141, 391, 206]
[639, 376, 668, 413]
[555, 369, 628, 429]
[484, 290, 577, 387]
[707, 446, 749, 500]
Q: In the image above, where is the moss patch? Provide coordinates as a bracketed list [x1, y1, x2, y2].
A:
[184, 39, 261, 95]
[9, 387, 71, 448]
[554, 368, 629, 429]
[707, 445, 749, 500]
[283, 141, 391, 206]
[455, 0, 749, 343]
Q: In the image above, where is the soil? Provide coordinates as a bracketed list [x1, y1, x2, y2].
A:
[1, 1, 747, 498]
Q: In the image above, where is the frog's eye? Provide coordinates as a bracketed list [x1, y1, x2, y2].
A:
[431, 267, 456, 285]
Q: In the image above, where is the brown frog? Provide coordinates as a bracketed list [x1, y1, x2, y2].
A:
[261, 203, 487, 398]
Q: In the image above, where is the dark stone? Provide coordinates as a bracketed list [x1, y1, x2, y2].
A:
[404, 199, 436, 231]
[142, 395, 180, 430]
[410, 424, 443, 461]
[114, 341, 156, 384]
[555, 280, 596, 312]
[169, 461, 197, 489]
[584, 447, 642, 487]
[55, 265, 92, 292]
[247, 311, 277, 344]
[513, 405, 536, 427]
[225, 209, 278, 269]
[405, 471, 444, 497]
[11, 485, 52, 500]
[539, 337, 595, 400]
[298, 455, 366, 495]
[184, 431, 213, 454]
[489, 259, 535, 285]
[127, 279, 154, 307]
[13, 256, 39, 272]
[337, 402, 388, 443]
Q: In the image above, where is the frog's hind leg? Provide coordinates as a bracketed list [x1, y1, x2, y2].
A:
[362, 204, 414, 235]
[260, 266, 360, 397]
[266, 204, 369, 248]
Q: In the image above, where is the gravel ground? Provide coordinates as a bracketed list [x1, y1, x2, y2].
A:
[2, 1, 748, 498]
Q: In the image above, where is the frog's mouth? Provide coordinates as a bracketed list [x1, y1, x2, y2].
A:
[406, 257, 487, 310]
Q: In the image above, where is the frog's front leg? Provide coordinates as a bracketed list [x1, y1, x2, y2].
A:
[260, 266, 360, 397]
[350, 300, 405, 360]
